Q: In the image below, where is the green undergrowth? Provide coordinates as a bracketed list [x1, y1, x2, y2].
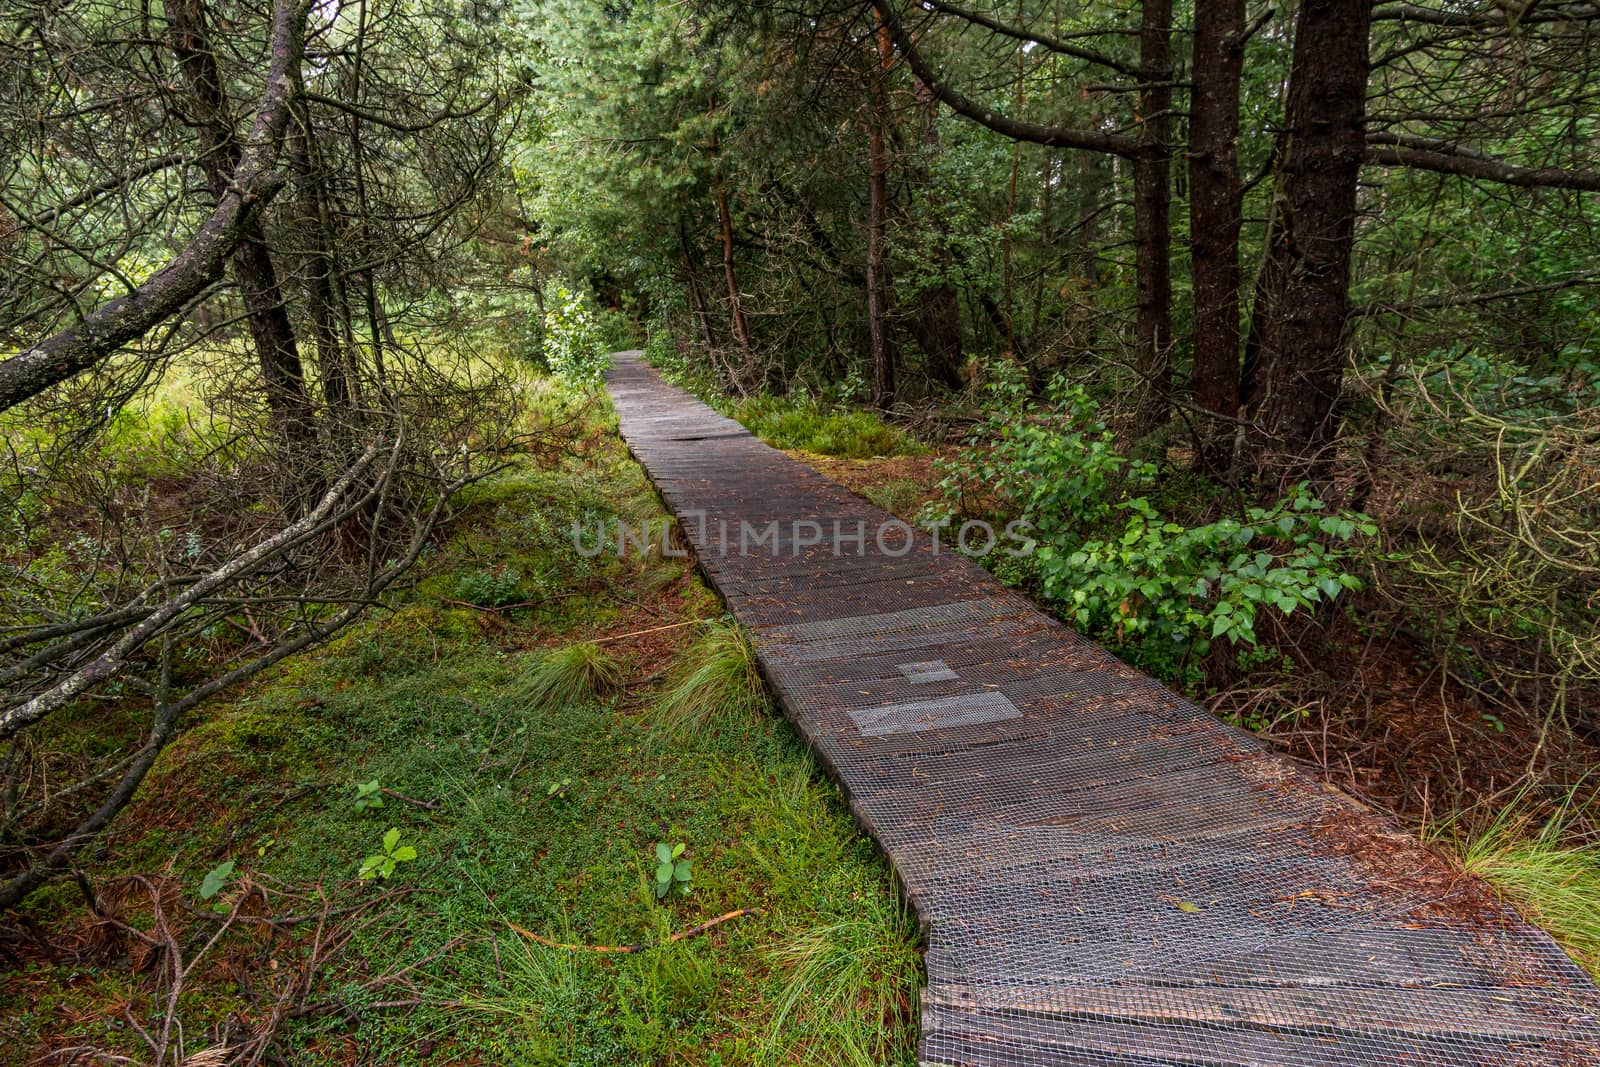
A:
[5, 378, 920, 1065]
[727, 395, 922, 459]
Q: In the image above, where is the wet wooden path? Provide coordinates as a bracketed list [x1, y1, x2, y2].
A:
[605, 351, 1600, 1066]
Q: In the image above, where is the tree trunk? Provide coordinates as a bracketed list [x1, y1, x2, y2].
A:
[866, 20, 896, 409]
[169, 0, 315, 450]
[905, 78, 966, 392]
[714, 178, 751, 355]
[289, 106, 358, 417]
[0, 0, 305, 415]
[1251, 0, 1370, 492]
[1239, 178, 1290, 421]
[679, 218, 718, 353]
[1187, 0, 1245, 467]
[1131, 0, 1173, 436]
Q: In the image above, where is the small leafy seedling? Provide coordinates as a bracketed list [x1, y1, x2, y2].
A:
[546, 777, 574, 799]
[353, 779, 385, 812]
[653, 842, 692, 899]
[199, 860, 235, 913]
[359, 827, 417, 880]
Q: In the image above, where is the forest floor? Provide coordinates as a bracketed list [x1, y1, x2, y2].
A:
[1, 382, 921, 1066]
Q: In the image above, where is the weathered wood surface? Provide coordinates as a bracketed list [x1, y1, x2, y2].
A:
[605, 352, 1600, 1066]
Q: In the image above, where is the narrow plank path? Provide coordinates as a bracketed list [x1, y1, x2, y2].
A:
[606, 352, 1600, 1066]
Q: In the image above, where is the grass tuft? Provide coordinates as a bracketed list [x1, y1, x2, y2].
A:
[1435, 786, 1600, 977]
[517, 640, 622, 708]
[652, 621, 765, 738]
[765, 906, 923, 1065]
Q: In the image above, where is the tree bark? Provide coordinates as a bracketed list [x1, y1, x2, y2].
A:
[679, 218, 718, 354]
[714, 177, 752, 355]
[1131, 0, 1173, 436]
[289, 102, 356, 416]
[1187, 0, 1245, 464]
[169, 0, 315, 449]
[0, 0, 309, 414]
[1251, 0, 1371, 491]
[906, 79, 966, 392]
[866, 19, 897, 409]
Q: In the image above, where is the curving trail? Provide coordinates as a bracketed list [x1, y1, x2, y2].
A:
[606, 351, 1600, 1066]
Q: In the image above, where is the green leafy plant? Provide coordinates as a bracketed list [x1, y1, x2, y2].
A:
[653, 842, 692, 899]
[452, 566, 523, 608]
[544, 285, 611, 387]
[939, 365, 1375, 681]
[359, 827, 418, 881]
[546, 776, 574, 799]
[199, 860, 235, 913]
[353, 779, 385, 812]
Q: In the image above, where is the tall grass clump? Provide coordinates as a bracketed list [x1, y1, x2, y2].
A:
[1433, 787, 1600, 977]
[765, 904, 923, 1065]
[651, 621, 765, 738]
[517, 640, 622, 708]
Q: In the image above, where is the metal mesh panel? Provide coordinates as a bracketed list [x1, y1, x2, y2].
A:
[605, 352, 1600, 1066]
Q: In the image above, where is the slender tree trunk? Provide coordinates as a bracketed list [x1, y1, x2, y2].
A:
[1240, 176, 1290, 420]
[679, 217, 717, 353]
[905, 78, 966, 392]
[1188, 0, 1245, 467]
[1252, 0, 1371, 491]
[866, 20, 896, 409]
[169, 0, 315, 449]
[1032, 152, 1054, 340]
[714, 177, 751, 354]
[1131, 0, 1173, 436]
[289, 105, 356, 417]
[1001, 0, 1025, 358]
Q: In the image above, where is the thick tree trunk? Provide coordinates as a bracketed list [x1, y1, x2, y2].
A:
[1251, 0, 1370, 491]
[170, 0, 315, 460]
[1131, 0, 1174, 436]
[1187, 0, 1245, 466]
[866, 20, 897, 409]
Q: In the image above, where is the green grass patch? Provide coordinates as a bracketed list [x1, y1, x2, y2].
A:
[4, 383, 920, 1065]
[516, 640, 624, 708]
[730, 395, 922, 458]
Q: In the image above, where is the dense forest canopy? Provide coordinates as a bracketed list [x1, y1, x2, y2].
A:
[2, 0, 1598, 1058]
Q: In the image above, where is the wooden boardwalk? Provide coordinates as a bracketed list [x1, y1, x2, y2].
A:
[606, 352, 1600, 1066]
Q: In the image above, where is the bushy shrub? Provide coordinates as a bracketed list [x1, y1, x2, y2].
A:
[937, 364, 1374, 681]
[543, 286, 611, 387]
